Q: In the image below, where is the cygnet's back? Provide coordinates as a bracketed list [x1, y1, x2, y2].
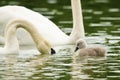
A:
[74, 39, 106, 57]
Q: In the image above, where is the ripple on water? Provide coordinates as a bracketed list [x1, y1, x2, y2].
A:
[108, 8, 120, 12]
[100, 17, 120, 21]
[95, 0, 109, 3]
[89, 22, 112, 27]
[47, 0, 57, 4]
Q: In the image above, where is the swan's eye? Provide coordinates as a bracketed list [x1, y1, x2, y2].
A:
[51, 48, 56, 55]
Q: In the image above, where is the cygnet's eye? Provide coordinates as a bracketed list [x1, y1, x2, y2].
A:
[51, 48, 56, 55]
[77, 43, 80, 47]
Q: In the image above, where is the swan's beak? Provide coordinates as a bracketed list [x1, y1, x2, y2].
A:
[51, 48, 56, 55]
[74, 46, 79, 52]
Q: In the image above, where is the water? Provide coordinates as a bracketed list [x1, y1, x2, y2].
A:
[0, 0, 120, 80]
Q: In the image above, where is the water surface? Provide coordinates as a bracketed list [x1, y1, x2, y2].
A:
[0, 0, 120, 80]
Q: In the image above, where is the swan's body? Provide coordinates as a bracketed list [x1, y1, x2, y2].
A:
[0, 6, 69, 45]
[0, 0, 85, 46]
[74, 39, 106, 57]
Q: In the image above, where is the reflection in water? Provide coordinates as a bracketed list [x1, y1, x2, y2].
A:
[72, 54, 106, 80]
[0, 54, 18, 80]
[0, 49, 51, 80]
[0, 0, 120, 80]
[28, 45, 74, 80]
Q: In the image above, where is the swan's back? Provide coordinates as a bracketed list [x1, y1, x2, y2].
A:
[93, 47, 106, 56]
[0, 6, 69, 45]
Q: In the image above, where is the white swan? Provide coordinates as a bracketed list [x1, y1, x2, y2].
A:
[0, 0, 85, 46]
[74, 39, 106, 57]
[0, 19, 55, 54]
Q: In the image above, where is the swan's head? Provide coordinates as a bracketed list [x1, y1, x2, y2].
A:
[74, 39, 87, 52]
[37, 40, 56, 55]
[51, 48, 56, 55]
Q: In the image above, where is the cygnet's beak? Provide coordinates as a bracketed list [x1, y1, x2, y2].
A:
[74, 46, 79, 52]
[51, 48, 56, 55]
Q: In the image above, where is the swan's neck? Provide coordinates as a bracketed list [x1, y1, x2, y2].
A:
[70, 0, 85, 42]
[4, 27, 19, 53]
[5, 19, 52, 54]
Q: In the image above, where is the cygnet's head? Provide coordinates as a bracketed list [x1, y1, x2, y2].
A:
[74, 39, 87, 52]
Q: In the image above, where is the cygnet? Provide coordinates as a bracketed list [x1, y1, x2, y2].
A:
[74, 39, 106, 57]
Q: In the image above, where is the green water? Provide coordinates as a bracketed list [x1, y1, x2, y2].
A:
[0, 0, 120, 80]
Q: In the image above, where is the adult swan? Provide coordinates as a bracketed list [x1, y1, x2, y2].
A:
[0, 0, 85, 46]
